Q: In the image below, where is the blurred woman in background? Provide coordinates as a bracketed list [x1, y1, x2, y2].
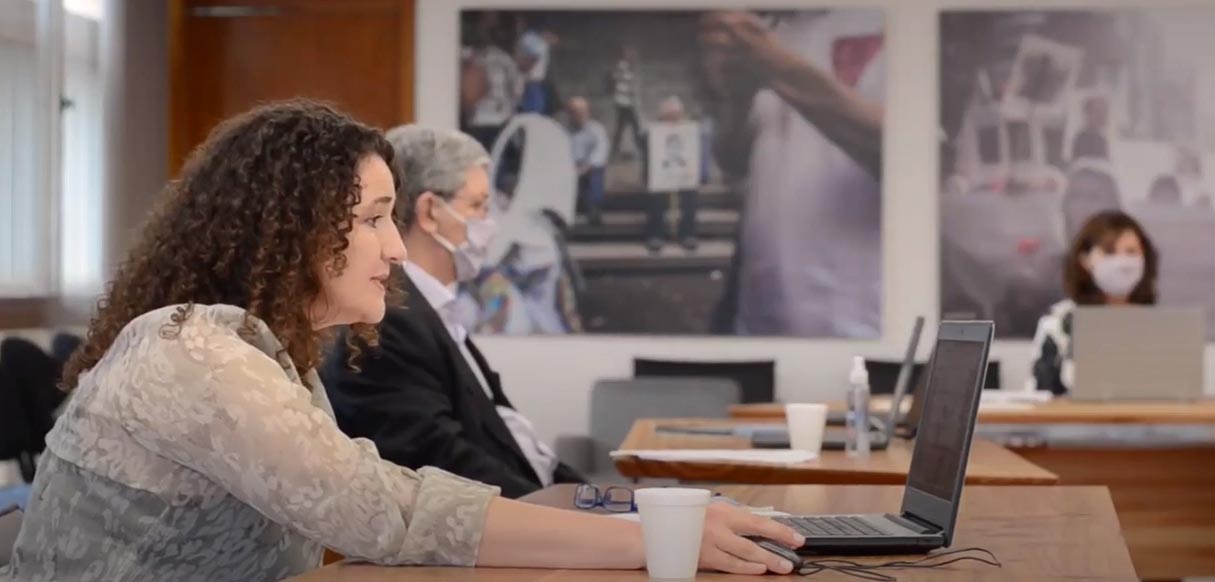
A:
[1029, 210, 1159, 394]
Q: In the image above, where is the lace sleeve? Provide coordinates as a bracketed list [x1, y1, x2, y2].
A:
[115, 314, 499, 566]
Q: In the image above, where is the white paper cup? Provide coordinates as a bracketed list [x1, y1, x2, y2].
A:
[785, 403, 828, 454]
[634, 487, 711, 581]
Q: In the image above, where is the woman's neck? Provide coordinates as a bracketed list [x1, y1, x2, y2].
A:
[1105, 295, 1130, 306]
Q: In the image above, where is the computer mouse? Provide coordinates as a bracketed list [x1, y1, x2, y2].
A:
[746, 536, 804, 573]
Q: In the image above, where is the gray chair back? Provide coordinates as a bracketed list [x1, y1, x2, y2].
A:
[633, 358, 775, 403]
[588, 377, 740, 474]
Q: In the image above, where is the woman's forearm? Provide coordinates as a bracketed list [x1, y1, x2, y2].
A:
[476, 497, 646, 569]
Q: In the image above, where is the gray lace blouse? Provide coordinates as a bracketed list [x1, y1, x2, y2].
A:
[1, 304, 499, 582]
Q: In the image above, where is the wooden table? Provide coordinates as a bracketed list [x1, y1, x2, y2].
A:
[732, 399, 1215, 580]
[290, 483, 1137, 582]
[1008, 444, 1215, 581]
[730, 398, 1215, 424]
[611, 419, 1058, 485]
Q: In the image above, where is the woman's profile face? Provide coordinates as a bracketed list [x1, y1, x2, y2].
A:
[311, 155, 406, 329]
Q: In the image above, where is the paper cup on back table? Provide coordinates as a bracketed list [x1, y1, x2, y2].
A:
[634, 487, 711, 581]
[785, 403, 828, 454]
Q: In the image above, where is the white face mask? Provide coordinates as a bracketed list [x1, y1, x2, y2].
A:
[1090, 253, 1145, 298]
[431, 199, 497, 282]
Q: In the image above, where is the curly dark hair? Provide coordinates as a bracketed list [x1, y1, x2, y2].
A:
[61, 99, 398, 390]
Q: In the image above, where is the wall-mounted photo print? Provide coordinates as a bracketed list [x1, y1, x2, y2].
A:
[940, 9, 1215, 339]
[457, 8, 886, 338]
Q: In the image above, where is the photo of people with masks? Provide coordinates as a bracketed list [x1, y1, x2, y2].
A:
[939, 9, 1215, 338]
[458, 9, 886, 338]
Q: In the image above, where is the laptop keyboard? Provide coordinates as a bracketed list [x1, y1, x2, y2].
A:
[777, 516, 888, 537]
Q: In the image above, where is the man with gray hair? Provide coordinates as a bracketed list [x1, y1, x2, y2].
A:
[323, 126, 585, 498]
[566, 96, 609, 226]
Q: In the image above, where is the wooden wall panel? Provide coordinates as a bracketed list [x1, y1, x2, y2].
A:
[169, 0, 415, 174]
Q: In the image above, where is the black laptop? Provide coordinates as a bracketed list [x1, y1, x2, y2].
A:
[751, 320, 995, 556]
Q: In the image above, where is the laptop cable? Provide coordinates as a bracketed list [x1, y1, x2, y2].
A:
[794, 547, 1002, 581]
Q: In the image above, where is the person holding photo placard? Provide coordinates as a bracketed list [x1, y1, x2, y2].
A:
[643, 96, 703, 253]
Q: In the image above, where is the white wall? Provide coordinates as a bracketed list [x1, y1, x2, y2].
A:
[417, 0, 1215, 446]
[101, 0, 167, 273]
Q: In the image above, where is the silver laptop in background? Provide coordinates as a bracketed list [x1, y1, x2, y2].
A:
[1071, 306, 1206, 401]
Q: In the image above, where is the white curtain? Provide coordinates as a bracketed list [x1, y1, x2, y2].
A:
[0, 3, 44, 296]
[0, 0, 103, 299]
[60, 5, 102, 297]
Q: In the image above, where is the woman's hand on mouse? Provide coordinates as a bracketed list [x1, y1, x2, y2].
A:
[698, 502, 805, 574]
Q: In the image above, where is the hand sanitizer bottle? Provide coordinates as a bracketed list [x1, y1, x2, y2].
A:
[846, 356, 871, 458]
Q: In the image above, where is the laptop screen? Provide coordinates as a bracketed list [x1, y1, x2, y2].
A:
[905, 338, 986, 502]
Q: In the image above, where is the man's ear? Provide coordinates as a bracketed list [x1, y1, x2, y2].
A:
[414, 191, 440, 234]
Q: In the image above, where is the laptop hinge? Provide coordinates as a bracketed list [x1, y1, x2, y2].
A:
[899, 511, 940, 532]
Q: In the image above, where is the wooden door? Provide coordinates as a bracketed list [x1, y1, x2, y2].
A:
[169, 0, 414, 173]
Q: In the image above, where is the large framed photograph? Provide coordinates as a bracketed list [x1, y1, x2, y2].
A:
[940, 9, 1215, 338]
[456, 8, 887, 338]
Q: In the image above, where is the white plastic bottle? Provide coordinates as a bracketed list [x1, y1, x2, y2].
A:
[846, 356, 871, 458]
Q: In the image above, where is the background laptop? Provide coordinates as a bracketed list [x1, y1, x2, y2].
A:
[748, 317, 926, 451]
[751, 321, 995, 556]
[1071, 306, 1206, 401]
[825, 316, 926, 429]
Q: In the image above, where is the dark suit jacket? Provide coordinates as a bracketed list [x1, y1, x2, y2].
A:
[321, 274, 584, 499]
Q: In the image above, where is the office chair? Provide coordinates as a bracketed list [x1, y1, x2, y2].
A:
[0, 338, 67, 449]
[633, 358, 775, 403]
[51, 332, 83, 365]
[555, 377, 740, 483]
[864, 360, 928, 395]
[0, 363, 35, 483]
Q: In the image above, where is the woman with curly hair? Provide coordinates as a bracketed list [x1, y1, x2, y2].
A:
[1, 100, 802, 582]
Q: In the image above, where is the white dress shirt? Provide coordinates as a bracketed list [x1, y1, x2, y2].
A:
[569, 120, 610, 169]
[403, 262, 559, 486]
